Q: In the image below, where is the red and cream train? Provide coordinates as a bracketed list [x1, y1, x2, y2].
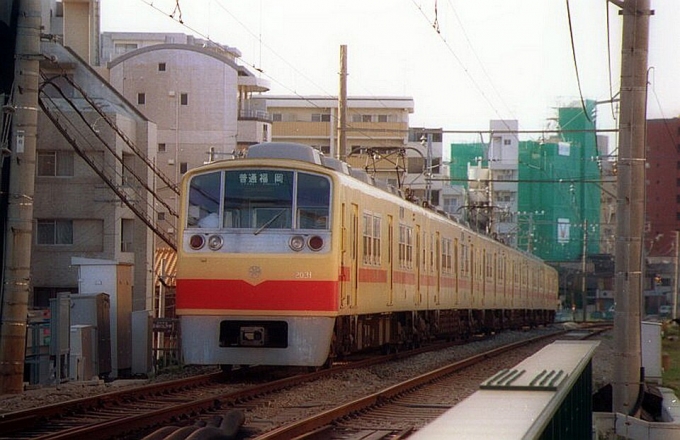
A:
[176, 142, 558, 368]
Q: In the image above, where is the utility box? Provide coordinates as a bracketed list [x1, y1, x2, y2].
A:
[69, 325, 96, 381]
[70, 293, 112, 378]
[72, 258, 133, 379]
[49, 292, 72, 384]
[641, 321, 662, 384]
[131, 310, 153, 376]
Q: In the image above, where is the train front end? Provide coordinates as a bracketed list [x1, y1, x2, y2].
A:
[176, 158, 339, 367]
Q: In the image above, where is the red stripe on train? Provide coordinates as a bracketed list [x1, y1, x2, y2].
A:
[176, 279, 339, 311]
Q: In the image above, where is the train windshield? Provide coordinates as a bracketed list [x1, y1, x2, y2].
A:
[187, 169, 330, 230]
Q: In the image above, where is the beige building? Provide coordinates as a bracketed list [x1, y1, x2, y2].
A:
[34, 40, 157, 312]
[251, 95, 414, 189]
[403, 128, 448, 208]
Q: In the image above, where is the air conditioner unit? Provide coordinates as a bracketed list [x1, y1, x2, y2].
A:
[168, 91, 176, 97]
[168, 159, 175, 165]
[167, 227, 175, 234]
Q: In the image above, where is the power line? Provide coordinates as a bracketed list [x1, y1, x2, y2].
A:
[408, 0, 517, 134]
[564, 0, 591, 122]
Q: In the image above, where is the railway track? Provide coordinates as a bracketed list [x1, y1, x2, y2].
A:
[0, 325, 592, 439]
[255, 325, 610, 440]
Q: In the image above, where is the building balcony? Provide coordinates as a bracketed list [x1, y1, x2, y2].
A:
[271, 121, 408, 140]
[239, 109, 272, 122]
[272, 121, 332, 138]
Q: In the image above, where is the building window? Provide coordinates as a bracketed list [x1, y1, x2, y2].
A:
[37, 151, 74, 176]
[158, 212, 166, 221]
[180, 93, 188, 105]
[37, 219, 73, 245]
[158, 143, 166, 153]
[262, 124, 269, 142]
[122, 153, 134, 186]
[114, 43, 138, 55]
[311, 113, 331, 122]
[137, 93, 145, 105]
[158, 62, 166, 71]
[121, 218, 134, 252]
[362, 114, 372, 122]
[272, 113, 282, 122]
[378, 114, 388, 123]
[351, 114, 362, 123]
[180, 162, 188, 174]
[504, 138, 512, 145]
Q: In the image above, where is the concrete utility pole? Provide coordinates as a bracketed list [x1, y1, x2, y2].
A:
[337, 45, 347, 161]
[612, 0, 650, 416]
[0, 0, 41, 394]
[581, 219, 588, 322]
[674, 231, 679, 321]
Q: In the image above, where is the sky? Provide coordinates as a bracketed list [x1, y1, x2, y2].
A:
[101, 0, 680, 146]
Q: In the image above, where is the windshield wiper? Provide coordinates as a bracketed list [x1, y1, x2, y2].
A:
[254, 209, 286, 235]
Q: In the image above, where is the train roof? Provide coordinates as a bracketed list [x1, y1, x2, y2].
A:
[246, 142, 324, 165]
[231, 143, 551, 264]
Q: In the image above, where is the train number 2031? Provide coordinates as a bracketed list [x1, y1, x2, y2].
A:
[295, 271, 312, 279]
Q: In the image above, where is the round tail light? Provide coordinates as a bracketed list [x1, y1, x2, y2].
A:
[308, 235, 324, 251]
[189, 235, 205, 250]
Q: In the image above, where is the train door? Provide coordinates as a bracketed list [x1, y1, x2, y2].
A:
[454, 237, 459, 305]
[387, 215, 394, 306]
[341, 203, 359, 310]
[350, 204, 359, 308]
[482, 248, 487, 307]
[470, 244, 475, 307]
[415, 224, 421, 306]
[341, 203, 349, 309]
[435, 232, 441, 305]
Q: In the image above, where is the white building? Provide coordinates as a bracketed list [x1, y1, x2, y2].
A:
[488, 120, 520, 245]
[105, 32, 271, 245]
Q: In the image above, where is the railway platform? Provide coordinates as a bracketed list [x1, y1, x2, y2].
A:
[411, 336, 680, 439]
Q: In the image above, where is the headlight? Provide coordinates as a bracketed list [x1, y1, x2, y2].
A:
[289, 235, 305, 251]
[207, 235, 223, 250]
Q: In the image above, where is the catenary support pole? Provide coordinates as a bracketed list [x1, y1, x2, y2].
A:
[612, 0, 651, 416]
[337, 45, 347, 161]
[0, 0, 41, 394]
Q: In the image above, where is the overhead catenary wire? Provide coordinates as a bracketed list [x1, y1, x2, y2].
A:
[409, 0, 517, 135]
[605, 0, 619, 121]
[564, 0, 591, 122]
[138, 0, 402, 146]
[135, 1, 626, 149]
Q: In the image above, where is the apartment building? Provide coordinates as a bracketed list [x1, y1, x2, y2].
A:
[104, 32, 271, 245]
[487, 120, 520, 244]
[403, 128, 447, 207]
[646, 118, 680, 259]
[33, 41, 157, 312]
[251, 95, 414, 188]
